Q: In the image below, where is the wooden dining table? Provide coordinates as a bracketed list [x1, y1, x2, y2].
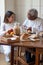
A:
[13, 39, 43, 65]
[0, 37, 43, 65]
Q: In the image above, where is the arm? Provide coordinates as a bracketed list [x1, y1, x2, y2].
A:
[22, 19, 29, 30]
[22, 21, 27, 30]
[38, 20, 43, 32]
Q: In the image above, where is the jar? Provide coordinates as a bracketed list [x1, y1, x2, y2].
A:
[14, 23, 20, 36]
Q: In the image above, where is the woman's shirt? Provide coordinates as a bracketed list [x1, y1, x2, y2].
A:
[0, 21, 17, 35]
[2, 22, 15, 31]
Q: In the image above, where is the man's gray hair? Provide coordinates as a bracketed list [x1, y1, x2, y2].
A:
[29, 9, 38, 17]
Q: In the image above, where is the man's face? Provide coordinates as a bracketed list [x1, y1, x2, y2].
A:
[27, 12, 37, 20]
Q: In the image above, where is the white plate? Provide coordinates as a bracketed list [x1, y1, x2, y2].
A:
[28, 34, 38, 39]
[29, 38, 39, 41]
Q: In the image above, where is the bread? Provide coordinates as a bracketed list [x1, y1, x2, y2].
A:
[20, 33, 29, 40]
[39, 32, 43, 36]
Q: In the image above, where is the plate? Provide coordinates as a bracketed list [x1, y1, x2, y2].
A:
[29, 38, 40, 42]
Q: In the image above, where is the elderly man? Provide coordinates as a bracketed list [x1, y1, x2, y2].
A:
[23, 9, 43, 33]
[22, 9, 43, 63]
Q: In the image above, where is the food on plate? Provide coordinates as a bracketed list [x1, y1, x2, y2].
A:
[7, 29, 13, 34]
[10, 32, 14, 36]
[20, 33, 29, 40]
[4, 29, 14, 37]
[1, 35, 20, 43]
[39, 31, 43, 36]
[11, 36, 20, 41]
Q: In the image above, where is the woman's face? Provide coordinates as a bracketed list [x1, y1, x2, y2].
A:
[8, 14, 15, 23]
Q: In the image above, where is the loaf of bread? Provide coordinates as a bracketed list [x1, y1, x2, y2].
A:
[20, 33, 29, 40]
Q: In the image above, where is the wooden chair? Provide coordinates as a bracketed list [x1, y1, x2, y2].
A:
[14, 47, 43, 65]
[36, 48, 43, 65]
[15, 47, 35, 65]
[16, 57, 28, 65]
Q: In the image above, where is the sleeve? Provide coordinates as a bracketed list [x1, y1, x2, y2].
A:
[22, 19, 29, 29]
[37, 19, 43, 32]
[39, 21, 43, 31]
[23, 20, 27, 26]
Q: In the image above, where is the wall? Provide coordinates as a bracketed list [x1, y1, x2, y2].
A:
[15, 0, 43, 24]
[32, 0, 41, 17]
[5, 0, 15, 13]
[40, 0, 43, 18]
[0, 0, 43, 26]
[15, 0, 32, 24]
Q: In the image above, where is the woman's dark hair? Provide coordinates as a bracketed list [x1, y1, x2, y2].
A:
[4, 11, 15, 23]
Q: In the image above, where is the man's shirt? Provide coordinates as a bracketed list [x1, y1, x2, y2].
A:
[23, 17, 43, 32]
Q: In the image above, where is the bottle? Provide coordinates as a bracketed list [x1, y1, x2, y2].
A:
[14, 23, 20, 36]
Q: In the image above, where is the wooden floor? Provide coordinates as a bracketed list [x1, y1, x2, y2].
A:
[0, 53, 43, 65]
[0, 53, 10, 65]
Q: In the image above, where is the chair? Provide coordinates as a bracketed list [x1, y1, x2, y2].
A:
[16, 57, 28, 65]
[15, 47, 35, 65]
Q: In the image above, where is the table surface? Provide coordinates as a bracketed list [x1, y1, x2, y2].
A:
[0, 36, 43, 48]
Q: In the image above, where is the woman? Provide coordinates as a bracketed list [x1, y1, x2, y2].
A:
[1, 11, 17, 62]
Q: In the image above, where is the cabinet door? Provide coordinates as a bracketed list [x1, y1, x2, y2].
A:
[0, 0, 5, 28]
[0, 0, 5, 53]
